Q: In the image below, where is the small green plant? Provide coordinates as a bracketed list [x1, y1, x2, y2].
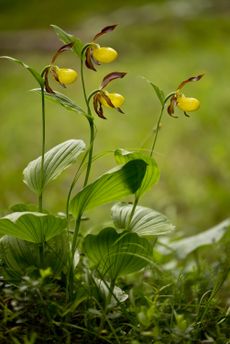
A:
[1, 24, 229, 343]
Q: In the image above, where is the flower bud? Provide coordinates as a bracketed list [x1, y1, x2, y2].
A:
[177, 94, 200, 112]
[101, 91, 125, 108]
[55, 67, 78, 85]
[92, 46, 118, 64]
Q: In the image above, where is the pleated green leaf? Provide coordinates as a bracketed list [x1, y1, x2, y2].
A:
[32, 88, 86, 115]
[70, 159, 147, 218]
[170, 218, 230, 259]
[0, 212, 67, 243]
[0, 56, 44, 87]
[114, 149, 160, 198]
[0, 233, 68, 280]
[83, 227, 152, 280]
[111, 202, 175, 237]
[51, 24, 84, 57]
[23, 139, 86, 194]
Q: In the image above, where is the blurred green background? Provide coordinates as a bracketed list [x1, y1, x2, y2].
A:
[0, 0, 229, 235]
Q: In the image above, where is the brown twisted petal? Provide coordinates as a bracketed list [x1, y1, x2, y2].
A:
[167, 95, 178, 118]
[177, 74, 204, 90]
[93, 25, 118, 41]
[44, 68, 55, 94]
[100, 72, 127, 89]
[85, 47, 97, 71]
[93, 94, 106, 119]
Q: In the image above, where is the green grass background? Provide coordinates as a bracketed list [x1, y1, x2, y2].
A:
[0, 0, 229, 235]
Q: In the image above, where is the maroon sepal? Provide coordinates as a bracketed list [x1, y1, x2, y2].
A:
[100, 72, 127, 89]
[93, 25, 118, 41]
[51, 42, 74, 64]
[177, 74, 204, 90]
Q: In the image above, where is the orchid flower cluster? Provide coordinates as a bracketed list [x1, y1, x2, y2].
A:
[43, 25, 126, 120]
[42, 24, 203, 124]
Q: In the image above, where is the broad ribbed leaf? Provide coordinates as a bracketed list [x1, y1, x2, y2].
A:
[114, 149, 159, 198]
[23, 139, 85, 194]
[112, 202, 175, 236]
[51, 25, 84, 57]
[32, 89, 86, 115]
[0, 212, 67, 243]
[0, 233, 68, 280]
[0, 56, 44, 87]
[83, 227, 152, 280]
[170, 218, 230, 259]
[70, 159, 147, 218]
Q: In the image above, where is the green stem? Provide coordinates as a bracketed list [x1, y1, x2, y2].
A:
[80, 56, 89, 112]
[38, 85, 46, 212]
[67, 213, 82, 300]
[71, 214, 82, 256]
[65, 152, 88, 222]
[127, 196, 139, 230]
[83, 117, 95, 187]
[80, 51, 95, 187]
[150, 92, 176, 157]
[150, 106, 164, 157]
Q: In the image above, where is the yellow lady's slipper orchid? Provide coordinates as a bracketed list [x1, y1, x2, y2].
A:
[177, 94, 200, 112]
[55, 67, 78, 85]
[85, 25, 118, 71]
[167, 74, 204, 117]
[100, 91, 124, 108]
[92, 71, 126, 119]
[92, 46, 118, 64]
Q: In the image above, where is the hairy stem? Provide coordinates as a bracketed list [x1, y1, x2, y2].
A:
[150, 106, 164, 157]
[80, 55, 95, 187]
[83, 117, 95, 187]
[150, 92, 175, 157]
[38, 85, 46, 212]
[126, 196, 139, 230]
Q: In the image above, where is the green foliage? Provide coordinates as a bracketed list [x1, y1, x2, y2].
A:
[32, 88, 86, 115]
[114, 149, 160, 198]
[0, 233, 68, 280]
[0, 212, 67, 243]
[70, 159, 147, 217]
[111, 202, 175, 236]
[23, 139, 86, 194]
[51, 24, 84, 57]
[83, 227, 152, 280]
[148, 80, 165, 106]
[0, 56, 44, 87]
